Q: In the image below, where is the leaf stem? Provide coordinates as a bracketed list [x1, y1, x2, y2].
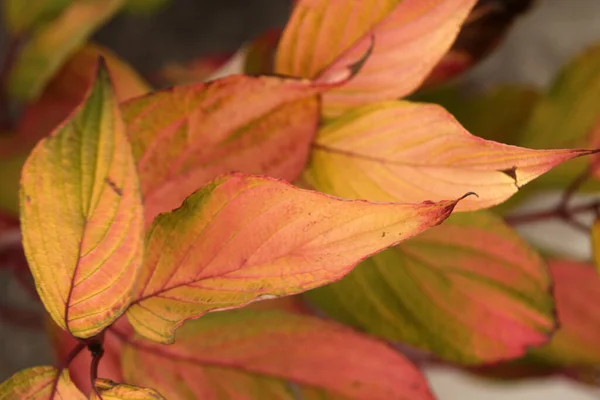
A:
[49, 341, 86, 400]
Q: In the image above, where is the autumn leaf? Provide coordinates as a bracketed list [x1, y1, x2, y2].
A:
[122, 74, 335, 224]
[8, 0, 124, 101]
[275, 0, 477, 117]
[121, 309, 435, 399]
[2, 0, 71, 35]
[91, 379, 165, 400]
[19, 62, 144, 338]
[151, 52, 235, 86]
[126, 172, 468, 343]
[0, 366, 85, 400]
[517, 42, 600, 189]
[304, 100, 595, 211]
[306, 210, 555, 364]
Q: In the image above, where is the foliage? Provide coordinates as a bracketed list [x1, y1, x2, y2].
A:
[0, 0, 600, 399]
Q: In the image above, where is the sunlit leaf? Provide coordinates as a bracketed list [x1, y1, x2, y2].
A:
[18, 42, 150, 147]
[0, 366, 85, 400]
[19, 63, 144, 338]
[122, 74, 336, 224]
[304, 100, 595, 211]
[306, 210, 555, 364]
[8, 0, 124, 101]
[91, 379, 165, 400]
[518, 42, 600, 189]
[126, 172, 467, 343]
[122, 310, 434, 399]
[275, 0, 477, 117]
[2, 0, 71, 35]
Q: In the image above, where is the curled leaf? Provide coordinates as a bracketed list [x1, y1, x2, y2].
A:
[275, 0, 477, 117]
[122, 310, 434, 399]
[0, 366, 85, 400]
[307, 210, 555, 364]
[19, 63, 144, 337]
[126, 172, 467, 343]
[304, 100, 595, 211]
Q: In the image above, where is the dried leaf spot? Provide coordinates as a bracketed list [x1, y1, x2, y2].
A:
[104, 177, 123, 196]
[499, 166, 521, 189]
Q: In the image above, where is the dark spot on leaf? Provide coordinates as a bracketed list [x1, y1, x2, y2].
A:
[499, 166, 520, 189]
[25, 194, 31, 204]
[104, 177, 122, 196]
[381, 232, 387, 237]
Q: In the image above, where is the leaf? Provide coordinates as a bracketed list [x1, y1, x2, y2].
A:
[304, 100, 595, 211]
[306, 210, 555, 364]
[412, 85, 541, 145]
[121, 309, 435, 399]
[527, 260, 600, 365]
[126, 172, 467, 343]
[91, 379, 165, 400]
[8, 0, 125, 101]
[19, 63, 144, 338]
[244, 29, 282, 75]
[421, 0, 536, 88]
[275, 0, 477, 117]
[2, 0, 71, 34]
[517, 42, 600, 189]
[122, 74, 332, 225]
[18, 42, 150, 147]
[0, 366, 85, 400]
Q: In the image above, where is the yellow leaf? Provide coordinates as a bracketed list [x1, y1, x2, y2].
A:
[19, 62, 144, 338]
[91, 379, 165, 400]
[2, 0, 71, 35]
[0, 366, 85, 400]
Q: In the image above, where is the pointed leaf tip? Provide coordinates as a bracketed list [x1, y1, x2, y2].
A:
[316, 34, 375, 84]
[126, 173, 461, 343]
[19, 54, 145, 338]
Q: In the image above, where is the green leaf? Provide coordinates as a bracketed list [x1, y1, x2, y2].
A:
[8, 0, 125, 101]
[306, 210, 555, 364]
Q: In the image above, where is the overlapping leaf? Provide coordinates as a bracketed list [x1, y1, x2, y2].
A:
[19, 64, 144, 337]
[306, 210, 555, 364]
[122, 74, 333, 224]
[304, 100, 595, 211]
[275, 0, 477, 117]
[122, 310, 434, 399]
[126, 172, 467, 343]
[8, 0, 124, 101]
[91, 380, 165, 400]
[0, 366, 85, 400]
[518, 42, 600, 189]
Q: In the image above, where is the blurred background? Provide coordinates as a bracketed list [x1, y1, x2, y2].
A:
[1, 0, 600, 399]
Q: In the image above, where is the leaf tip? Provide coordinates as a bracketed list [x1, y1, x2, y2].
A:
[315, 35, 374, 84]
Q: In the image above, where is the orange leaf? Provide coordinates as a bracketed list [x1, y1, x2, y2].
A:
[304, 101, 595, 211]
[275, 0, 477, 117]
[0, 366, 85, 399]
[126, 172, 468, 343]
[307, 210, 555, 364]
[121, 309, 435, 399]
[17, 43, 150, 146]
[19, 63, 145, 338]
[122, 75, 333, 225]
